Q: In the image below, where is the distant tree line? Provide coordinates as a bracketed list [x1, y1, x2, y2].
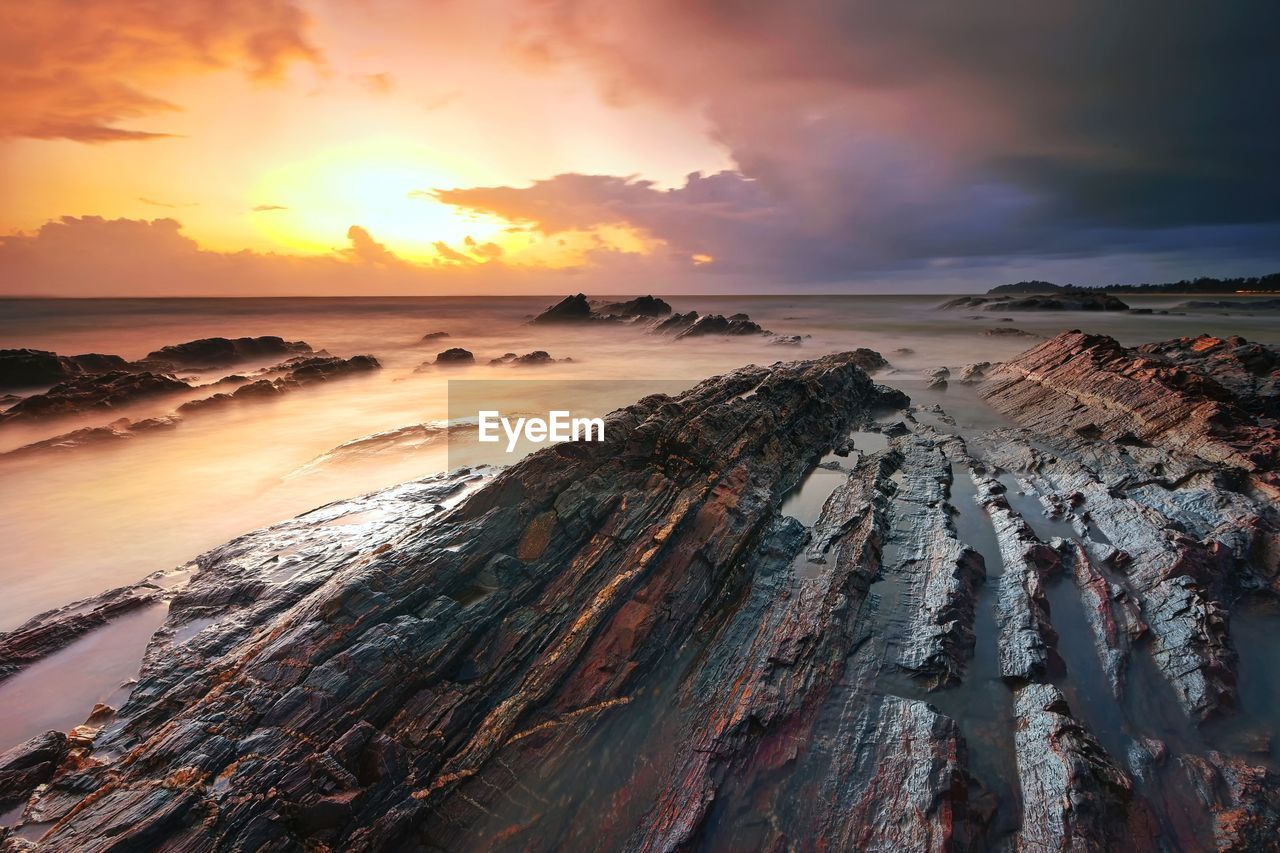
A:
[988, 272, 1279, 295]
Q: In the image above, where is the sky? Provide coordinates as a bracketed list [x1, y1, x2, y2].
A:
[1, 0, 1277, 295]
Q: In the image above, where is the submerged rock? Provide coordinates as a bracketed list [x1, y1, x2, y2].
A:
[0, 371, 190, 423]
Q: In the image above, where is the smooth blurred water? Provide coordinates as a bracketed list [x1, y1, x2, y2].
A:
[0, 294, 1275, 632]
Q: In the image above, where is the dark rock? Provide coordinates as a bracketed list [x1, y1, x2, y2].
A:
[654, 310, 699, 334]
[141, 336, 311, 368]
[983, 326, 1036, 337]
[0, 371, 190, 423]
[419, 332, 450, 342]
[596, 295, 672, 318]
[673, 313, 771, 338]
[530, 293, 594, 324]
[284, 354, 380, 382]
[0, 349, 134, 392]
[0, 731, 70, 811]
[988, 280, 1065, 295]
[488, 351, 567, 366]
[433, 348, 475, 366]
[0, 349, 73, 389]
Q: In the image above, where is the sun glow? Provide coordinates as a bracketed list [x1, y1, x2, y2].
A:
[250, 140, 513, 263]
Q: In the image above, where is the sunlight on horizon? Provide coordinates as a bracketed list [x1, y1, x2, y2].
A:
[250, 140, 515, 263]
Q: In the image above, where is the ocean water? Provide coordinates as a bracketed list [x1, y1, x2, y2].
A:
[2, 294, 1276, 634]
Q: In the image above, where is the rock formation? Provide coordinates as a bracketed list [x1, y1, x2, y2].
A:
[0, 350, 132, 391]
[432, 348, 475, 366]
[3, 335, 1279, 851]
[941, 292, 1129, 312]
[0, 372, 190, 424]
[488, 351, 571, 366]
[140, 336, 312, 368]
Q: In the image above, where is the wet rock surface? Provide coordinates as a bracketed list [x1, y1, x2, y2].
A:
[1135, 334, 1279, 419]
[4, 334, 1280, 851]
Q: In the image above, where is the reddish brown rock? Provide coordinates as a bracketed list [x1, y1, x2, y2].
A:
[981, 331, 1280, 496]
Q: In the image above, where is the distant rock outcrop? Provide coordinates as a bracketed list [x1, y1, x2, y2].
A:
[141, 336, 312, 368]
[488, 351, 571, 366]
[987, 280, 1065, 295]
[531, 294, 674, 324]
[941, 292, 1129, 312]
[595, 295, 673, 318]
[530, 293, 594, 324]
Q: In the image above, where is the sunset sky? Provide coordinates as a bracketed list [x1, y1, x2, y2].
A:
[2, 1, 1277, 295]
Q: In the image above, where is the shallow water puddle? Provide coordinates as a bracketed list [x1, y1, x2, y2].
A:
[0, 601, 168, 750]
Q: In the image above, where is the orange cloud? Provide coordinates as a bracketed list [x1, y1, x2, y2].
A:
[342, 225, 404, 267]
[0, 0, 319, 142]
[0, 215, 726, 296]
[432, 241, 475, 264]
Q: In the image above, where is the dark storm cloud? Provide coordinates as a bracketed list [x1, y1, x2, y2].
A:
[469, 0, 1280, 279]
